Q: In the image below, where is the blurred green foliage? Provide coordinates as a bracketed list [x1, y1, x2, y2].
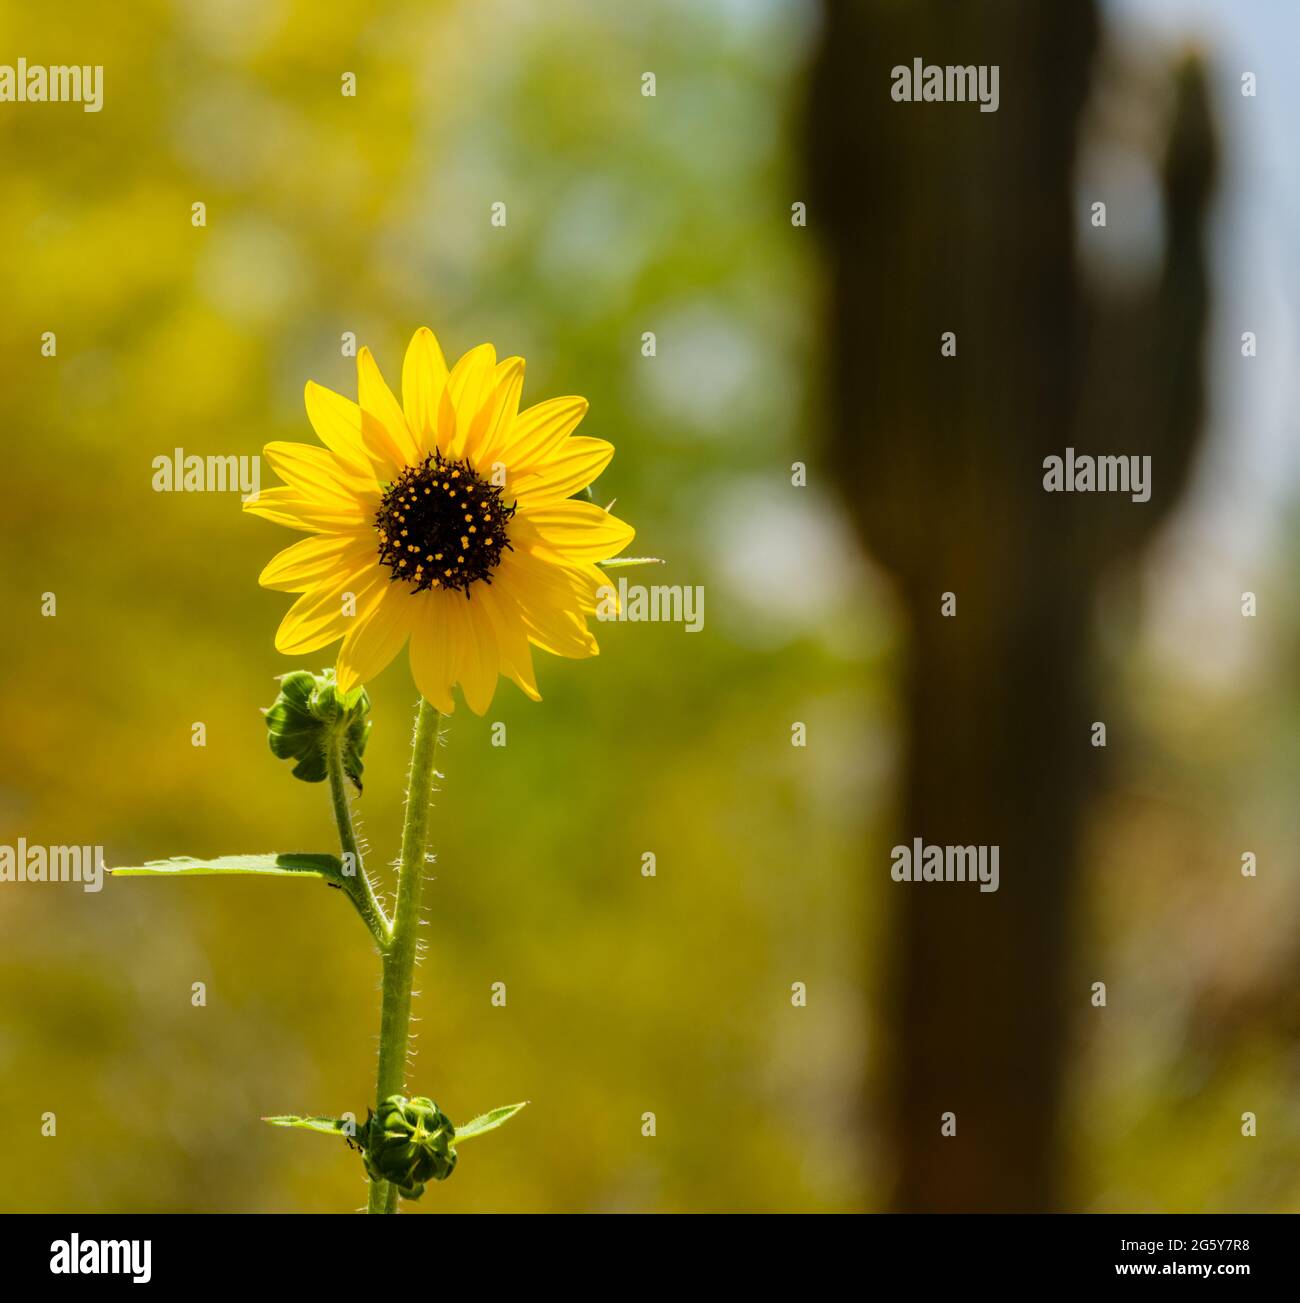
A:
[0, 0, 871, 1213]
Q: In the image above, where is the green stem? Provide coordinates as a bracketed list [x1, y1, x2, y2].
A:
[326, 734, 391, 950]
[367, 697, 442, 1214]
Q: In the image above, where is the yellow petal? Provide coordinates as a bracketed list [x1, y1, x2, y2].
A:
[336, 584, 417, 691]
[358, 346, 419, 468]
[503, 544, 598, 614]
[514, 545, 606, 617]
[517, 500, 635, 562]
[496, 549, 599, 659]
[303, 381, 385, 477]
[518, 597, 599, 660]
[437, 343, 497, 460]
[258, 532, 374, 592]
[263, 442, 376, 505]
[495, 396, 587, 478]
[470, 357, 526, 471]
[275, 562, 385, 655]
[456, 593, 501, 715]
[477, 582, 541, 701]
[401, 327, 450, 449]
[244, 486, 371, 533]
[408, 588, 459, 714]
[512, 437, 614, 506]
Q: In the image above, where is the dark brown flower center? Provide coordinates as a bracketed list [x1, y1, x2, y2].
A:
[375, 452, 514, 596]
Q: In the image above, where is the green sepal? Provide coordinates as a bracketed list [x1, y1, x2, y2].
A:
[264, 668, 371, 789]
[452, 1101, 529, 1141]
[596, 556, 665, 569]
[263, 1115, 355, 1137]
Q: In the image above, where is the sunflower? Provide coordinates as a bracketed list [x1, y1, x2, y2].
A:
[245, 329, 635, 714]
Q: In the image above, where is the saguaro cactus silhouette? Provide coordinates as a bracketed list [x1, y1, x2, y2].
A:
[807, 1, 1217, 1209]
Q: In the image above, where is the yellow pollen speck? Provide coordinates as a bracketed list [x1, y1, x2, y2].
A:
[469, 526, 477, 533]
[485, 537, 493, 546]
[457, 555, 464, 563]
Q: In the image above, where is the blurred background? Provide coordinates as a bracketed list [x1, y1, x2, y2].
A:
[0, 0, 1296, 1213]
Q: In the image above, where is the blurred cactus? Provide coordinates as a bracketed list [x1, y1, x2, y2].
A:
[808, 1, 1217, 1209]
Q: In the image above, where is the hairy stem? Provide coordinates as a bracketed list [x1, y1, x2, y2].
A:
[366, 697, 441, 1214]
[326, 733, 391, 950]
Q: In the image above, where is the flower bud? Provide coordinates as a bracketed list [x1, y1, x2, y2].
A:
[264, 668, 371, 788]
[362, 1095, 457, 1199]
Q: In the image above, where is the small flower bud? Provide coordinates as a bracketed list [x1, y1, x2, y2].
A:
[362, 1095, 457, 1199]
[264, 668, 371, 788]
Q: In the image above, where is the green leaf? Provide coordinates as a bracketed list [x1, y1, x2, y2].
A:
[112, 852, 389, 950]
[111, 853, 346, 882]
[263, 1115, 354, 1137]
[453, 1101, 529, 1142]
[597, 556, 665, 570]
